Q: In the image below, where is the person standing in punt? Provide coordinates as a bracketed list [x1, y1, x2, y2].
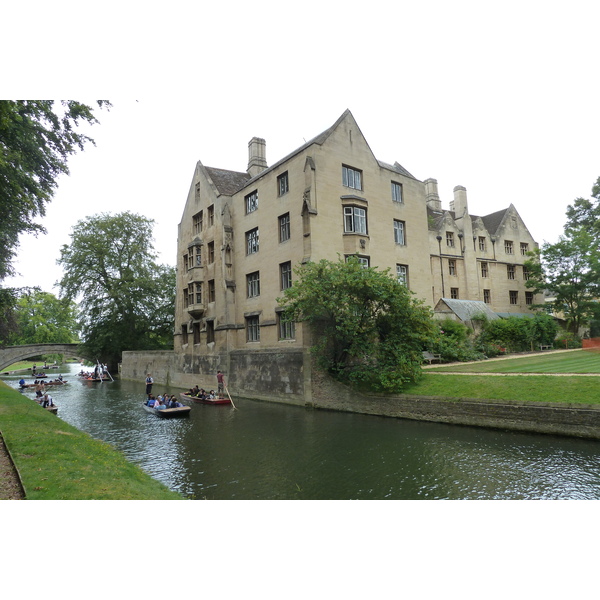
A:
[217, 370, 226, 399]
[145, 373, 154, 396]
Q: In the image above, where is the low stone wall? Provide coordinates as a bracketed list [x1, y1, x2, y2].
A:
[309, 365, 600, 439]
[121, 350, 600, 439]
[121, 347, 309, 404]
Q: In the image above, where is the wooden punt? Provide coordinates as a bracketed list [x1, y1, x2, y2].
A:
[180, 392, 231, 406]
[21, 380, 68, 388]
[143, 403, 191, 418]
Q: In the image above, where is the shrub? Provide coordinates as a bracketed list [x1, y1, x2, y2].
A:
[427, 320, 485, 362]
[554, 331, 582, 349]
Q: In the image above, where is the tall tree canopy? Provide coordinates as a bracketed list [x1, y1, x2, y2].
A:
[0, 100, 110, 280]
[57, 212, 175, 367]
[525, 176, 600, 334]
[278, 257, 436, 392]
[12, 290, 79, 345]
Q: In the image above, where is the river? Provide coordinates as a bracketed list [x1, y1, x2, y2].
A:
[4, 362, 600, 499]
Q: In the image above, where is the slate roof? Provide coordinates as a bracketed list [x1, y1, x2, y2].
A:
[480, 208, 509, 235]
[427, 206, 510, 235]
[434, 298, 499, 322]
[204, 167, 250, 196]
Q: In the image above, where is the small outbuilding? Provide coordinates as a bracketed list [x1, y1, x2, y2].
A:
[433, 298, 500, 332]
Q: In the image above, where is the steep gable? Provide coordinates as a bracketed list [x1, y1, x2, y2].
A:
[204, 166, 250, 196]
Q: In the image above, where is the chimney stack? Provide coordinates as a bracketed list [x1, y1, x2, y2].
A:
[247, 137, 268, 177]
[424, 178, 442, 210]
[453, 185, 468, 217]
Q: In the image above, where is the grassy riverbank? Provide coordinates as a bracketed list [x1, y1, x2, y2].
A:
[0, 381, 181, 499]
[407, 349, 600, 404]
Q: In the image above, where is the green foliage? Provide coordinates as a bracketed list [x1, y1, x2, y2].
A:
[554, 331, 582, 349]
[278, 257, 437, 392]
[0, 100, 111, 280]
[526, 176, 600, 333]
[428, 319, 485, 362]
[475, 313, 558, 353]
[0, 287, 19, 346]
[12, 289, 79, 344]
[57, 212, 175, 366]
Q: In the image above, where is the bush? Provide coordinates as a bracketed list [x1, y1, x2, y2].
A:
[554, 331, 582, 349]
[476, 313, 558, 353]
[427, 320, 485, 362]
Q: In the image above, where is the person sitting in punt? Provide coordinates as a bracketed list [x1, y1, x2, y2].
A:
[146, 394, 157, 406]
[19, 378, 25, 388]
[168, 395, 182, 408]
[154, 399, 166, 410]
[41, 394, 54, 408]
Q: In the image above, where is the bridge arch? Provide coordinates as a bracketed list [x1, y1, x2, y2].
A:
[0, 344, 83, 372]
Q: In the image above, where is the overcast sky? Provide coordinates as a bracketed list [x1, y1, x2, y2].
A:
[4, 0, 599, 295]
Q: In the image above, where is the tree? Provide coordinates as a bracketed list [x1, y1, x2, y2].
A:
[526, 177, 600, 334]
[12, 290, 79, 345]
[0, 100, 111, 280]
[0, 287, 19, 346]
[278, 257, 436, 392]
[57, 212, 175, 367]
[564, 175, 600, 235]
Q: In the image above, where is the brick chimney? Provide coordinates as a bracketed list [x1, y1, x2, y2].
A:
[247, 137, 268, 177]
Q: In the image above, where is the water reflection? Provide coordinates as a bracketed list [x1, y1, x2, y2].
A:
[3, 363, 600, 499]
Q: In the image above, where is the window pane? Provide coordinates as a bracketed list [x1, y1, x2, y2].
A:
[355, 208, 366, 234]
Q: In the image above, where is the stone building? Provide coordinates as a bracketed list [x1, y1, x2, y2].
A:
[168, 109, 541, 402]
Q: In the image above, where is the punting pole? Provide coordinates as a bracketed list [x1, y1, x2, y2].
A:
[225, 385, 237, 410]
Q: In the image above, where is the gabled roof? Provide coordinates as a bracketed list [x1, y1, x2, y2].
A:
[201, 110, 419, 196]
[378, 160, 416, 180]
[204, 166, 250, 196]
[434, 298, 499, 322]
[480, 208, 509, 235]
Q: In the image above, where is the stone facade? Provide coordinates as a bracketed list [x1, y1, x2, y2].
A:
[426, 179, 540, 314]
[170, 110, 542, 403]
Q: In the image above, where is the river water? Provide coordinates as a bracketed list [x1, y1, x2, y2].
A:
[4, 362, 600, 499]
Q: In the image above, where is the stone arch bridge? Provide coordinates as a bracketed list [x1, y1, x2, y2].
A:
[0, 344, 82, 372]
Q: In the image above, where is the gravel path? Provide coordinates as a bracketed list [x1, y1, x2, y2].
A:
[0, 434, 25, 500]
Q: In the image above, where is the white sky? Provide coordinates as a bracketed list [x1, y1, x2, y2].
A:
[4, 0, 599, 295]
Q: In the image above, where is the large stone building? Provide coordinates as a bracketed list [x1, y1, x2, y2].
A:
[169, 110, 540, 402]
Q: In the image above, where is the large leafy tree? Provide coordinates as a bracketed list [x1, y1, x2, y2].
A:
[0, 100, 110, 280]
[525, 177, 600, 334]
[12, 290, 79, 345]
[278, 257, 436, 392]
[57, 212, 175, 367]
[0, 287, 20, 346]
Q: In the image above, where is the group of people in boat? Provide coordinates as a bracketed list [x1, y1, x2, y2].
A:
[78, 367, 109, 380]
[19, 374, 66, 389]
[145, 394, 184, 410]
[187, 386, 219, 400]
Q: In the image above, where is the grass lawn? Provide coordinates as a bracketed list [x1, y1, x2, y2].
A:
[403, 349, 600, 405]
[428, 349, 600, 374]
[0, 381, 182, 500]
